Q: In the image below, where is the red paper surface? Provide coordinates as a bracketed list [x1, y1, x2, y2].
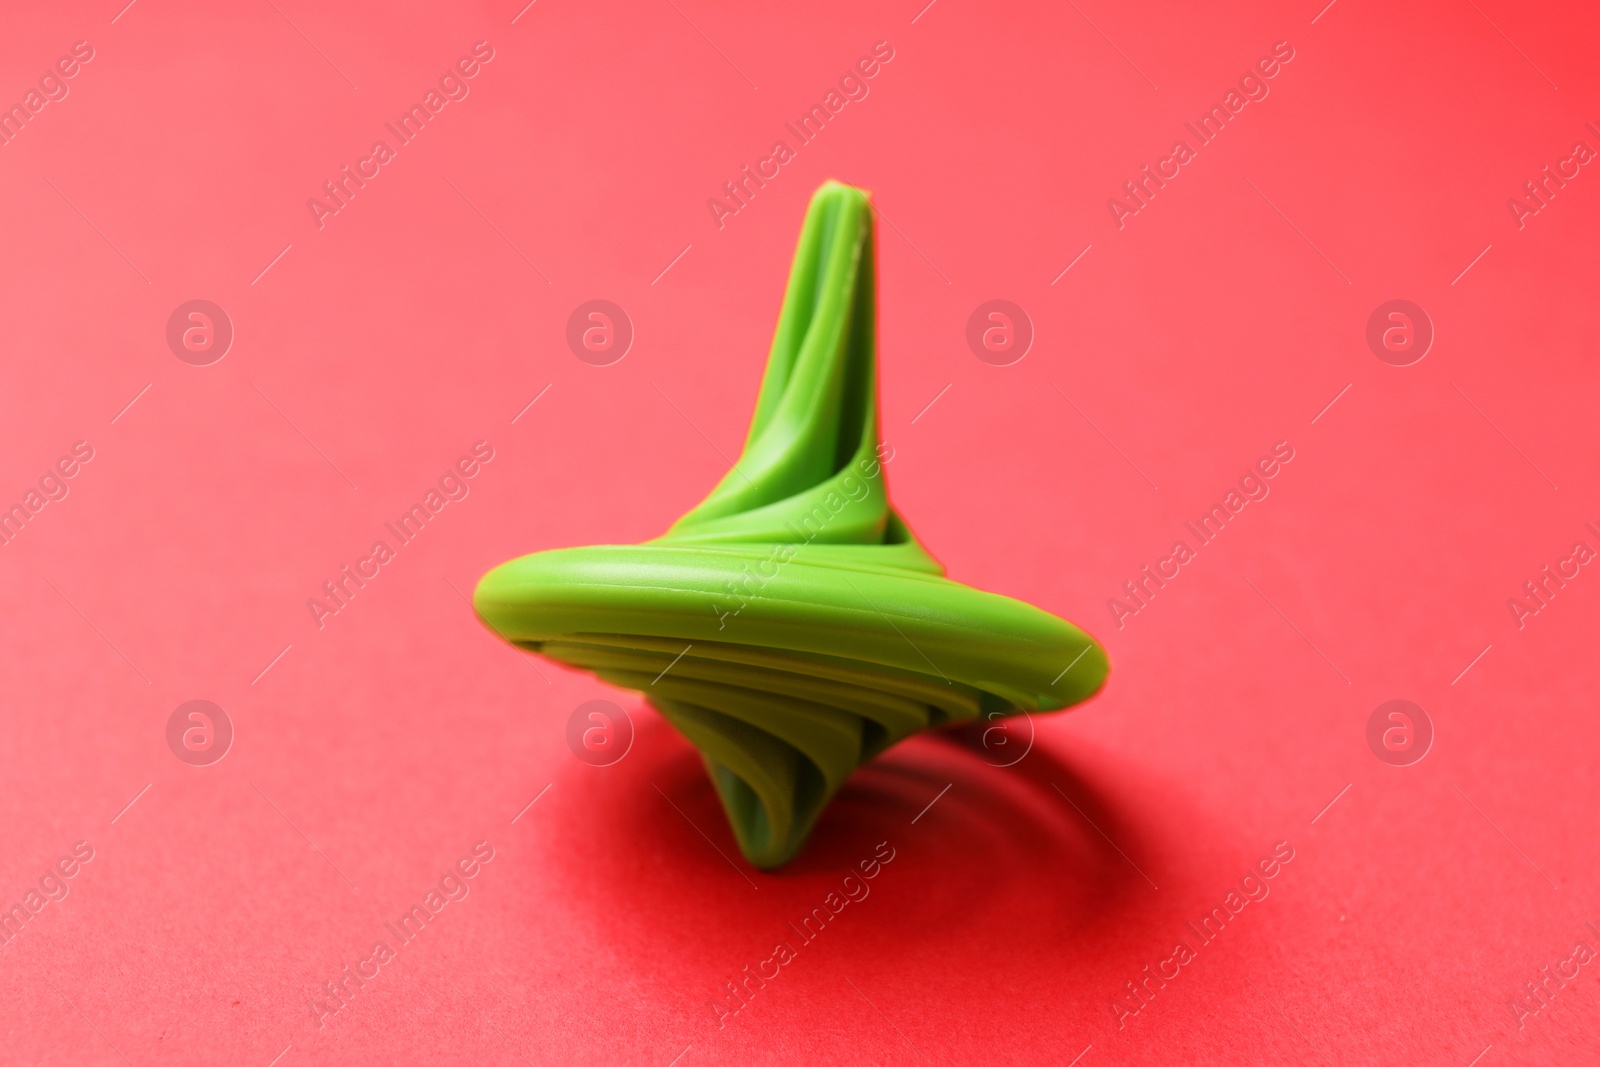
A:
[2, 1, 1598, 1063]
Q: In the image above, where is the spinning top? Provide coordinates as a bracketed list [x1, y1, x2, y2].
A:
[474, 181, 1108, 868]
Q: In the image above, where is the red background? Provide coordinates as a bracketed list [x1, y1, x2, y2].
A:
[2, 0, 1598, 1063]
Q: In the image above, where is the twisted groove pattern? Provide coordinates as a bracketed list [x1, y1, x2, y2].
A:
[474, 181, 1109, 868]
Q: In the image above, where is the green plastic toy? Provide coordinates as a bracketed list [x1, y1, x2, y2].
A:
[474, 181, 1108, 868]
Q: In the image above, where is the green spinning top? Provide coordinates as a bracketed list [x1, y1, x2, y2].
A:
[474, 181, 1108, 868]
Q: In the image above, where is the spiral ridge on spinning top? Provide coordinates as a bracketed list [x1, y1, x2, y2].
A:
[474, 181, 1108, 868]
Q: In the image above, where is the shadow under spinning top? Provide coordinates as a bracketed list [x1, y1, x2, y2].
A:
[474, 181, 1109, 868]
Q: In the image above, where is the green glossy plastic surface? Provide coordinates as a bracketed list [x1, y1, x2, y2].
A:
[474, 181, 1108, 868]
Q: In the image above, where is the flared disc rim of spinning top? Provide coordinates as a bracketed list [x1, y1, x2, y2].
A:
[474, 180, 1109, 869]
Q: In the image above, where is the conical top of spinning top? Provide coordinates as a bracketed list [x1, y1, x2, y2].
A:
[474, 181, 1108, 868]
